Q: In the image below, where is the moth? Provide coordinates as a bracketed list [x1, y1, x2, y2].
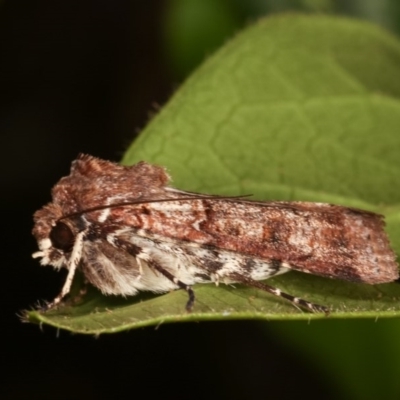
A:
[32, 154, 399, 314]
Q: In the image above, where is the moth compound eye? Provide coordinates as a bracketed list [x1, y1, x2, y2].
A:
[49, 221, 75, 252]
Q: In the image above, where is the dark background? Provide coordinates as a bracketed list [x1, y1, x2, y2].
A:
[2, 1, 398, 399]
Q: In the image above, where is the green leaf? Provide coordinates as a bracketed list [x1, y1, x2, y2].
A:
[27, 15, 400, 333]
[27, 271, 400, 334]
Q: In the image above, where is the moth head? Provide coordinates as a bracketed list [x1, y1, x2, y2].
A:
[32, 154, 173, 269]
[32, 203, 81, 269]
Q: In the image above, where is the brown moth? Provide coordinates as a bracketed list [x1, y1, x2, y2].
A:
[32, 154, 399, 313]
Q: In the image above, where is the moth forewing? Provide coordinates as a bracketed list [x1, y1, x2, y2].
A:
[117, 198, 397, 284]
[32, 154, 399, 314]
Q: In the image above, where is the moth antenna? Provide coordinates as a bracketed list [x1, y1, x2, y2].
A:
[58, 194, 253, 222]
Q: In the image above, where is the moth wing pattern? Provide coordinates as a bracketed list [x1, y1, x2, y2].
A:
[94, 194, 398, 286]
[172, 199, 398, 285]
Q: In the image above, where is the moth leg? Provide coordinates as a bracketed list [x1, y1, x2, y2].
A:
[148, 261, 195, 312]
[228, 272, 330, 315]
[44, 230, 86, 310]
[135, 257, 144, 281]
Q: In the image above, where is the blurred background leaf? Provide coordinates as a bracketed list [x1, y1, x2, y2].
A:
[162, 0, 400, 80]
